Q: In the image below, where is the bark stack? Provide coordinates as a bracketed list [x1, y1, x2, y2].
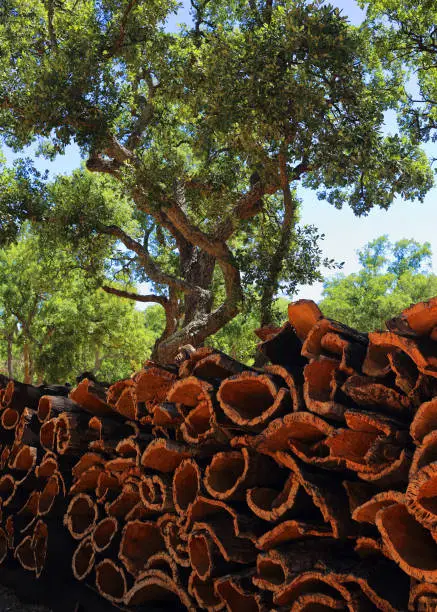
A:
[0, 297, 437, 610]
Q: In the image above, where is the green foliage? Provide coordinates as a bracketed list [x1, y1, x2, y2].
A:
[234, 193, 341, 300]
[0, 158, 48, 245]
[0, 0, 178, 152]
[44, 168, 140, 282]
[0, 226, 153, 383]
[176, 1, 433, 213]
[359, 0, 437, 144]
[144, 304, 166, 336]
[1, 0, 432, 215]
[319, 236, 437, 331]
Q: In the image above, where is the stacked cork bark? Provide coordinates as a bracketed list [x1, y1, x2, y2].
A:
[1, 297, 437, 610]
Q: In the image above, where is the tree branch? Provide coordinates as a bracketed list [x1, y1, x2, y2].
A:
[86, 155, 122, 177]
[151, 287, 179, 360]
[104, 135, 133, 163]
[97, 223, 211, 298]
[154, 260, 242, 362]
[46, 0, 58, 50]
[101, 285, 168, 306]
[114, 0, 139, 54]
[85, 134, 133, 177]
[165, 180, 230, 260]
[215, 180, 280, 241]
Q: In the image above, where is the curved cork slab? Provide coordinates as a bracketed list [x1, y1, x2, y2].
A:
[64, 493, 98, 540]
[257, 322, 307, 373]
[119, 520, 165, 577]
[217, 372, 291, 427]
[135, 367, 176, 404]
[387, 296, 437, 337]
[72, 535, 95, 581]
[124, 571, 194, 610]
[376, 502, 437, 583]
[302, 317, 367, 375]
[342, 374, 411, 418]
[406, 461, 437, 529]
[158, 513, 191, 568]
[141, 439, 199, 473]
[95, 559, 127, 604]
[303, 358, 347, 422]
[352, 491, 405, 524]
[204, 447, 279, 501]
[368, 331, 437, 379]
[167, 377, 215, 444]
[173, 459, 202, 515]
[69, 379, 113, 416]
[140, 474, 174, 513]
[246, 474, 303, 523]
[188, 571, 224, 611]
[288, 299, 323, 341]
[411, 398, 437, 444]
[411, 430, 437, 476]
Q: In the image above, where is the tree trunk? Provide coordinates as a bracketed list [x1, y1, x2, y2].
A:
[254, 158, 298, 367]
[94, 348, 103, 374]
[151, 236, 217, 363]
[183, 249, 216, 325]
[259, 163, 298, 328]
[7, 335, 13, 379]
[23, 342, 32, 384]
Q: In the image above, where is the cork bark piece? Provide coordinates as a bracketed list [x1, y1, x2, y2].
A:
[303, 358, 347, 422]
[406, 460, 437, 529]
[204, 447, 280, 501]
[387, 296, 437, 337]
[287, 299, 323, 342]
[376, 502, 437, 583]
[217, 372, 292, 428]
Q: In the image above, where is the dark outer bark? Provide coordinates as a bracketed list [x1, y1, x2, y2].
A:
[154, 288, 240, 363]
[169, 183, 216, 326]
[136, 179, 243, 363]
[182, 249, 216, 325]
[101, 286, 168, 306]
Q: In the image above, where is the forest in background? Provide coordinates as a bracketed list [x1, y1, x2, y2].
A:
[1, 226, 436, 384]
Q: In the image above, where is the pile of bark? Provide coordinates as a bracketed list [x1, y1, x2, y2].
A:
[0, 297, 437, 611]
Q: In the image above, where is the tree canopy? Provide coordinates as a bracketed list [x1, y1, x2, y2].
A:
[0, 0, 434, 361]
[319, 236, 437, 331]
[359, 0, 437, 145]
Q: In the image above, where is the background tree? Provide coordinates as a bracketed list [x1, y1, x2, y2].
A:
[319, 236, 437, 331]
[0, 226, 152, 383]
[0, 0, 433, 361]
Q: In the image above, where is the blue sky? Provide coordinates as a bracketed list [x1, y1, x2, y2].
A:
[3, 0, 437, 305]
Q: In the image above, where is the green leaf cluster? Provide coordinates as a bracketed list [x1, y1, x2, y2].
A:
[0, 225, 155, 383]
[359, 0, 437, 144]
